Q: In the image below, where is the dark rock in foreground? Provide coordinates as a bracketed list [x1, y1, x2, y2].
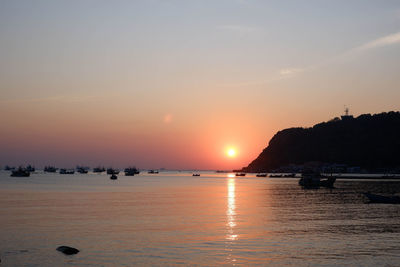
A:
[242, 111, 400, 173]
[56, 246, 80, 255]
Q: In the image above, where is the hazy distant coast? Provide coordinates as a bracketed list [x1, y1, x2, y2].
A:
[242, 111, 400, 173]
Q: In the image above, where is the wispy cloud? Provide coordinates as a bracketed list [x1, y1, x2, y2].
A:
[216, 25, 258, 34]
[217, 30, 400, 88]
[355, 31, 400, 51]
[278, 31, 400, 79]
[279, 68, 304, 76]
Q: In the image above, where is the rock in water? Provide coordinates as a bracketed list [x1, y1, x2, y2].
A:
[56, 246, 79, 255]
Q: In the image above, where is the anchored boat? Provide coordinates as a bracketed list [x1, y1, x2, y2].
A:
[363, 192, 400, 204]
[124, 167, 139, 176]
[44, 166, 57, 172]
[59, 169, 75, 174]
[107, 168, 120, 175]
[11, 167, 30, 177]
[299, 171, 336, 188]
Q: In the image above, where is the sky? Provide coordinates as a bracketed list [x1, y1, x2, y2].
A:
[1, 0, 400, 170]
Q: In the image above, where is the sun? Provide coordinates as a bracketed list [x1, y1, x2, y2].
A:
[227, 148, 236, 158]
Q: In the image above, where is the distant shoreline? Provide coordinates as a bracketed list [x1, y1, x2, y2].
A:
[265, 175, 400, 180]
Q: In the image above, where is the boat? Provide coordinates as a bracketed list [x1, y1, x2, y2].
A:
[124, 167, 139, 176]
[124, 169, 135, 176]
[107, 168, 120, 175]
[148, 170, 159, 174]
[235, 173, 246, 177]
[256, 173, 267, 177]
[26, 165, 35, 172]
[93, 167, 105, 173]
[110, 174, 118, 180]
[77, 168, 88, 174]
[76, 167, 89, 174]
[363, 192, 400, 204]
[59, 169, 75, 174]
[298, 170, 336, 188]
[4, 165, 16, 171]
[11, 167, 30, 177]
[192, 173, 200, 176]
[319, 177, 336, 188]
[44, 166, 57, 172]
[269, 174, 283, 178]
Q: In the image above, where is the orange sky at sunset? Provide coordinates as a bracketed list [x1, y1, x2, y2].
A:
[0, 95, 273, 169]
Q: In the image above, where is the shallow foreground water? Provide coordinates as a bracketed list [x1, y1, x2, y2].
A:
[1, 171, 400, 266]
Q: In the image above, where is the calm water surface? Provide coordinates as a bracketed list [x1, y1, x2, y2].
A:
[1, 171, 400, 266]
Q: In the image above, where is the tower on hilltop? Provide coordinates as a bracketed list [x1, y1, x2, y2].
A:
[341, 106, 354, 121]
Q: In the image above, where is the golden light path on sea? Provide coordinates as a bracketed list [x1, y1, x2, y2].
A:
[226, 177, 237, 241]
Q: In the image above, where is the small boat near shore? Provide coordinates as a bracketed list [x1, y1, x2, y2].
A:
[192, 173, 200, 176]
[107, 168, 120, 175]
[4, 165, 16, 171]
[77, 166, 89, 174]
[299, 171, 336, 188]
[363, 192, 400, 204]
[44, 166, 57, 172]
[93, 167, 105, 173]
[26, 165, 35, 172]
[148, 170, 159, 174]
[11, 167, 30, 177]
[125, 167, 139, 176]
[110, 174, 118, 180]
[59, 169, 75, 174]
[235, 173, 246, 177]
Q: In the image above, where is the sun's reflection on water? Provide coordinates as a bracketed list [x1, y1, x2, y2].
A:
[226, 177, 237, 241]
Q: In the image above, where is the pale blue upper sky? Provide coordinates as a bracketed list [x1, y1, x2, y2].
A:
[1, 1, 400, 168]
[1, 1, 399, 98]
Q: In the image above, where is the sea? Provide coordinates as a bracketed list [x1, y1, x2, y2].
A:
[1, 170, 400, 266]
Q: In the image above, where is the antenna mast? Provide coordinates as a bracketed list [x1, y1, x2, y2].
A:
[341, 106, 353, 120]
[344, 106, 349, 116]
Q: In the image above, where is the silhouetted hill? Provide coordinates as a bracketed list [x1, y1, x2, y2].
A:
[242, 111, 400, 173]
